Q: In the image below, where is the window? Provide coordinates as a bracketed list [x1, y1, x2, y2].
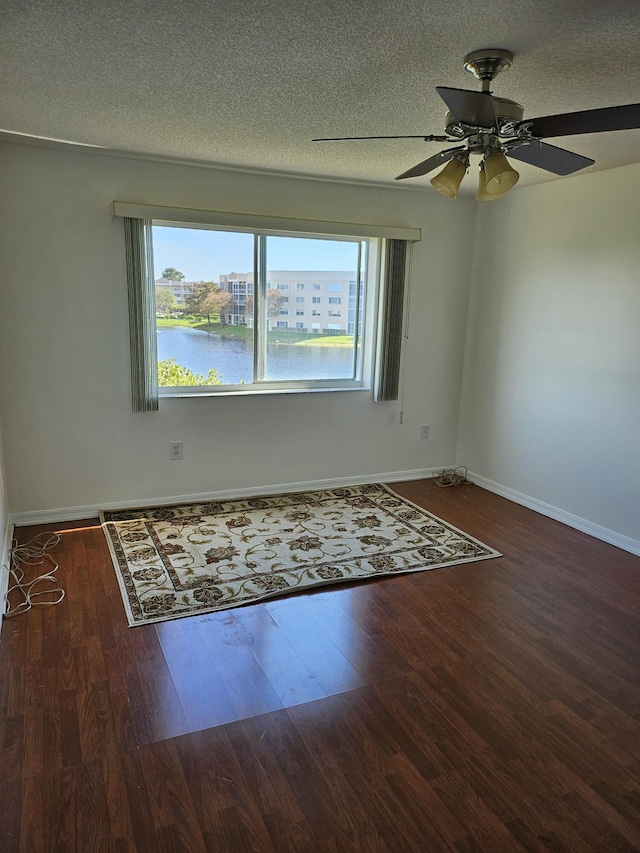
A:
[312, 284, 321, 291]
[327, 283, 343, 291]
[328, 297, 342, 304]
[151, 225, 373, 392]
[312, 310, 321, 317]
[312, 297, 321, 304]
[117, 203, 418, 408]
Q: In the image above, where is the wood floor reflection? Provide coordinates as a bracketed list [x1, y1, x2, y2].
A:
[1, 480, 639, 851]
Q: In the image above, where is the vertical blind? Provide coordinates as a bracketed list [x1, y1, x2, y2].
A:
[375, 239, 408, 402]
[124, 217, 158, 412]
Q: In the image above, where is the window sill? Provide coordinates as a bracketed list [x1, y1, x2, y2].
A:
[159, 383, 371, 400]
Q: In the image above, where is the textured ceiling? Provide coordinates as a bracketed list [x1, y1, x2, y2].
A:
[2, 0, 640, 195]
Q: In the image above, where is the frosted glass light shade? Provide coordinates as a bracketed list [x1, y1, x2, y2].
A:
[430, 157, 467, 198]
[476, 164, 503, 201]
[484, 150, 519, 194]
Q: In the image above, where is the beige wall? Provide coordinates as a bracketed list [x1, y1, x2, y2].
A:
[0, 419, 9, 582]
[4, 140, 636, 550]
[0, 142, 476, 517]
[458, 162, 640, 545]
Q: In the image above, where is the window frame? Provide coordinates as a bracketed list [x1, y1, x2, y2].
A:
[115, 203, 420, 406]
[152, 222, 380, 397]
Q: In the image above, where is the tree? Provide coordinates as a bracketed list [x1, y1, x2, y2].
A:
[158, 358, 222, 387]
[201, 288, 233, 325]
[266, 289, 285, 317]
[162, 267, 185, 281]
[184, 280, 216, 316]
[155, 287, 178, 316]
[245, 289, 284, 319]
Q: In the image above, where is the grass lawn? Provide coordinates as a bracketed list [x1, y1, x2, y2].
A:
[293, 335, 353, 347]
[156, 317, 200, 327]
[159, 318, 352, 347]
[193, 322, 252, 339]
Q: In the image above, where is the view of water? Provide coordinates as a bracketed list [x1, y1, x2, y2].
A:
[157, 326, 354, 384]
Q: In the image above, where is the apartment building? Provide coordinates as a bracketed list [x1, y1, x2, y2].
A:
[219, 270, 360, 333]
[218, 271, 253, 327]
[155, 277, 194, 304]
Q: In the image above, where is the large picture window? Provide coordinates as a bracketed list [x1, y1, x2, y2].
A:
[114, 202, 419, 408]
[153, 225, 371, 394]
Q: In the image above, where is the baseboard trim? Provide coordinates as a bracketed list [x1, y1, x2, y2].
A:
[0, 519, 15, 635]
[10, 468, 439, 528]
[468, 472, 640, 557]
[10, 468, 639, 561]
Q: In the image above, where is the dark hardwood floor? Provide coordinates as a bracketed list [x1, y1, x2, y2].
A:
[1, 480, 639, 851]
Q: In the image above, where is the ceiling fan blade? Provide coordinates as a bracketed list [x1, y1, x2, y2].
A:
[436, 87, 496, 128]
[395, 148, 464, 180]
[507, 140, 594, 175]
[520, 103, 640, 139]
[312, 134, 450, 142]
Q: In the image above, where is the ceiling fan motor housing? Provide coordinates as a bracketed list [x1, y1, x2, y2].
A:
[491, 97, 525, 131]
[444, 97, 524, 138]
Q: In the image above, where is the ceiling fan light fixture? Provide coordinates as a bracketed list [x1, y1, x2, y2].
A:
[314, 49, 640, 194]
[484, 150, 519, 194]
[430, 155, 468, 198]
[476, 163, 502, 201]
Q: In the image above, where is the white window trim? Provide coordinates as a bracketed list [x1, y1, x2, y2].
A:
[112, 202, 421, 242]
[150, 222, 381, 396]
[158, 380, 372, 398]
[116, 205, 417, 404]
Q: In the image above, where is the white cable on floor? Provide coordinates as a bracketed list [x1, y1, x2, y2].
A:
[3, 532, 65, 618]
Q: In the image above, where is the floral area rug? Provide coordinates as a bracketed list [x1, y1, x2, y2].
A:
[100, 483, 501, 626]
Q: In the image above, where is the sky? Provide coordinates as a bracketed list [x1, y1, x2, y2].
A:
[152, 226, 360, 281]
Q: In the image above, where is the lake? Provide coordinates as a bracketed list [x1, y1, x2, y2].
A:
[157, 326, 354, 384]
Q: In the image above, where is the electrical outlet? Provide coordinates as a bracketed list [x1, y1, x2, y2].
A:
[169, 441, 183, 460]
[420, 424, 430, 440]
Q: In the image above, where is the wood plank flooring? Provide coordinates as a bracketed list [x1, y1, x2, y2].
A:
[1, 480, 639, 851]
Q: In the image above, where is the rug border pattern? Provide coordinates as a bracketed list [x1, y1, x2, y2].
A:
[100, 483, 501, 627]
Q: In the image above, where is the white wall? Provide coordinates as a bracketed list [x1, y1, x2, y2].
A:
[458, 163, 640, 546]
[0, 142, 476, 517]
[0, 420, 10, 609]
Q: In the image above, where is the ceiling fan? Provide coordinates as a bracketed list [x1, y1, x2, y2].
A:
[313, 49, 640, 200]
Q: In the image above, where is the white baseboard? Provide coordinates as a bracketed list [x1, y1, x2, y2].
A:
[0, 519, 15, 635]
[8, 467, 638, 570]
[9, 467, 440, 528]
[468, 472, 640, 557]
